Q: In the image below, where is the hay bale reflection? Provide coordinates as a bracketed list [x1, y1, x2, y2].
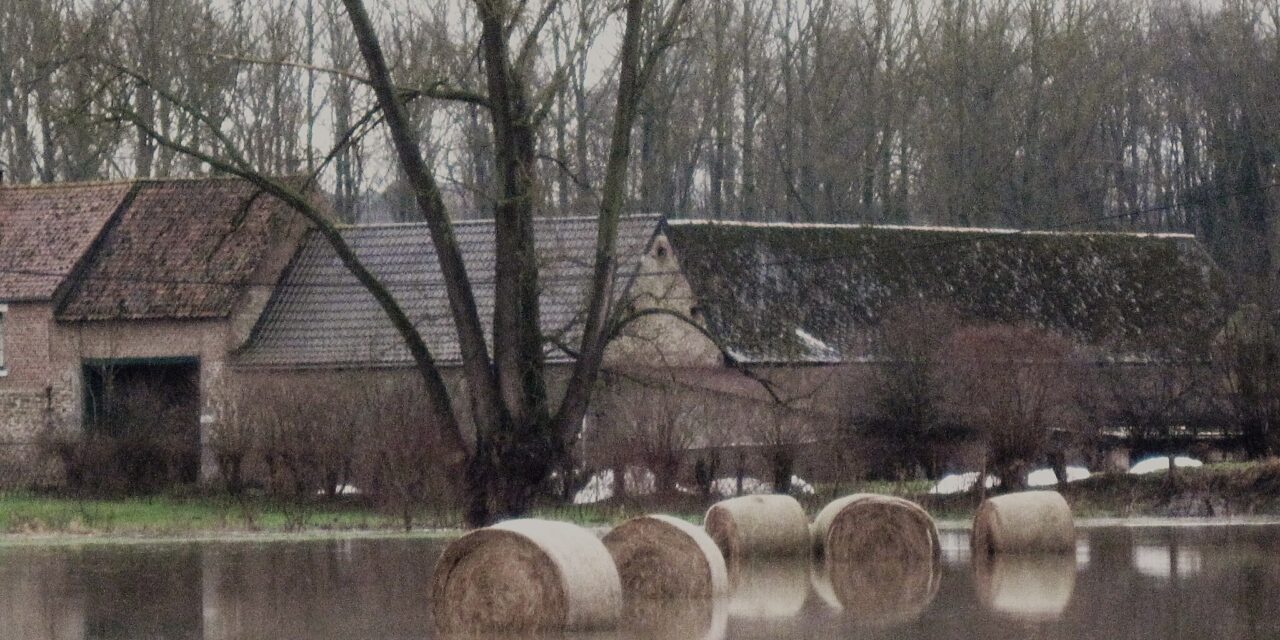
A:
[621, 597, 729, 640]
[973, 553, 1076, 621]
[726, 556, 811, 619]
[810, 555, 940, 628]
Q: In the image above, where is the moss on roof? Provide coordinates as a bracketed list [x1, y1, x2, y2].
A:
[663, 221, 1228, 363]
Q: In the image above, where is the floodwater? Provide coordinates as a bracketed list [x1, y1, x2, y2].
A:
[2, 524, 1280, 639]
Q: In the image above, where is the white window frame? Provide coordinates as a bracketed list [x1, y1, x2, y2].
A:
[0, 303, 7, 377]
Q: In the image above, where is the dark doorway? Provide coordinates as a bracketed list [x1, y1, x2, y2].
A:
[82, 359, 201, 490]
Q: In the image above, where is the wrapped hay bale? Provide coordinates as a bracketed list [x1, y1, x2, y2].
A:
[974, 553, 1077, 621]
[725, 557, 811, 619]
[812, 494, 940, 564]
[430, 519, 622, 634]
[703, 495, 810, 561]
[971, 491, 1075, 555]
[603, 514, 728, 600]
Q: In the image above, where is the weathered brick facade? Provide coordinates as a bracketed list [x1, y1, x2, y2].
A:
[0, 179, 306, 485]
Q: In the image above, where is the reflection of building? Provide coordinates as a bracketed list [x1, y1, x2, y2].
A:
[0, 540, 440, 640]
[0, 551, 85, 640]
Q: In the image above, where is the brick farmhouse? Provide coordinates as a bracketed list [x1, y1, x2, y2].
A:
[0, 177, 1228, 488]
[0, 179, 303, 482]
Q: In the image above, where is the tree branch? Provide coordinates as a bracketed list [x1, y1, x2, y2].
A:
[606, 306, 793, 407]
[106, 103, 471, 461]
[195, 51, 493, 109]
[553, 0, 694, 435]
[342, 0, 502, 429]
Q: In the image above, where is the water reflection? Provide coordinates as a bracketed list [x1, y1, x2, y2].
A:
[1132, 544, 1204, 581]
[0, 549, 83, 640]
[936, 529, 965, 563]
[811, 554, 940, 628]
[202, 540, 435, 639]
[972, 553, 1076, 621]
[724, 558, 809, 619]
[620, 597, 728, 640]
[7, 526, 1280, 638]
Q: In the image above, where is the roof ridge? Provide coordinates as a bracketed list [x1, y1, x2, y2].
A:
[0, 174, 277, 192]
[667, 218, 1196, 239]
[335, 212, 663, 230]
[0, 179, 137, 191]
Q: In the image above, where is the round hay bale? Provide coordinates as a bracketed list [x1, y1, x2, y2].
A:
[971, 491, 1075, 555]
[812, 494, 940, 565]
[603, 514, 728, 600]
[703, 495, 809, 561]
[973, 553, 1077, 621]
[430, 519, 622, 634]
[623, 596, 729, 640]
[725, 557, 811, 619]
[810, 554, 940, 628]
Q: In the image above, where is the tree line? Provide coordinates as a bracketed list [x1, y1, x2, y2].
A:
[2, 0, 1278, 521]
[3, 0, 1277, 286]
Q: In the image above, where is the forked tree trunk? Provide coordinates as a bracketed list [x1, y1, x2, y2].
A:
[339, 0, 685, 527]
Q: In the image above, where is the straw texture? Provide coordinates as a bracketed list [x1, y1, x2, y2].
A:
[430, 519, 622, 633]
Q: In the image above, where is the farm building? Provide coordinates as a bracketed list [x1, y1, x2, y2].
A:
[0, 178, 1231, 489]
[0, 178, 305, 485]
[233, 217, 1228, 491]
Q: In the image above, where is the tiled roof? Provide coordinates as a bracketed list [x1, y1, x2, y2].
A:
[664, 220, 1228, 363]
[56, 178, 297, 320]
[0, 183, 133, 302]
[235, 215, 662, 367]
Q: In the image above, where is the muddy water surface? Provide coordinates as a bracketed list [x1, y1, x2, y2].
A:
[2, 524, 1280, 639]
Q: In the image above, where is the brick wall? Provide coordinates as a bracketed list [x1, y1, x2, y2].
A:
[50, 318, 234, 480]
[0, 303, 55, 390]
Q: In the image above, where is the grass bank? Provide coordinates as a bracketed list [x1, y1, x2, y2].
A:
[5, 461, 1280, 538]
[0, 492, 427, 537]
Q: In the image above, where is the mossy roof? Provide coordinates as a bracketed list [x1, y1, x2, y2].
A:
[663, 221, 1228, 363]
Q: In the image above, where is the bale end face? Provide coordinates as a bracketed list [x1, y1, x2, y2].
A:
[817, 494, 939, 567]
[811, 494, 941, 626]
[430, 519, 621, 634]
[603, 514, 728, 600]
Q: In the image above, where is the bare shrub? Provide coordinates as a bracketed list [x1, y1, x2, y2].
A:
[353, 380, 455, 530]
[206, 381, 258, 496]
[246, 378, 363, 502]
[1212, 304, 1280, 458]
[45, 378, 199, 495]
[937, 324, 1088, 491]
[595, 377, 709, 495]
[858, 302, 968, 480]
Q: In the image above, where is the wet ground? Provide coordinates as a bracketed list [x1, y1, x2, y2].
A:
[2, 522, 1280, 639]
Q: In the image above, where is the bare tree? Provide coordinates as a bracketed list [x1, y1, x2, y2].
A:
[1213, 304, 1280, 458]
[97, 0, 691, 526]
[595, 376, 708, 495]
[857, 301, 966, 480]
[1088, 335, 1213, 476]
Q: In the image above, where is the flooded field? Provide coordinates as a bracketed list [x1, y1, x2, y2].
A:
[2, 524, 1280, 639]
